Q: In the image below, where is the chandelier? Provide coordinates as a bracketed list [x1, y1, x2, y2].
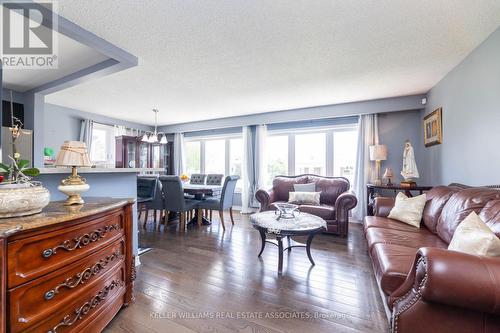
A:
[141, 108, 167, 144]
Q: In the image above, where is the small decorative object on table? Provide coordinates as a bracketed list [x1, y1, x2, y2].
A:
[274, 203, 300, 220]
[55, 141, 92, 205]
[400, 140, 419, 187]
[369, 144, 387, 185]
[383, 168, 394, 186]
[0, 91, 49, 218]
[180, 173, 190, 183]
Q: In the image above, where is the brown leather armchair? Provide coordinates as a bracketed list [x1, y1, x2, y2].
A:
[255, 174, 357, 237]
[364, 184, 500, 333]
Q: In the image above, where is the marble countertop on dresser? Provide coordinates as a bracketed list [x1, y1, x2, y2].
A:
[39, 167, 164, 174]
[0, 197, 135, 237]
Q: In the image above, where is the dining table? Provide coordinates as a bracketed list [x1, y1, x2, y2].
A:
[183, 183, 223, 225]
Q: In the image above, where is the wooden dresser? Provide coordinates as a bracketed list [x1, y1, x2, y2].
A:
[0, 198, 135, 333]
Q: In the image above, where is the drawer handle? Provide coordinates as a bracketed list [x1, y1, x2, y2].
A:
[44, 251, 123, 301]
[41, 223, 120, 258]
[47, 279, 124, 333]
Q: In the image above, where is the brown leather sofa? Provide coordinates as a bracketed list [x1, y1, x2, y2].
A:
[255, 174, 357, 237]
[364, 184, 500, 333]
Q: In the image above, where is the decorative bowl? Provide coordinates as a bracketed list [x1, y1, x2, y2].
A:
[0, 184, 50, 218]
[274, 203, 300, 220]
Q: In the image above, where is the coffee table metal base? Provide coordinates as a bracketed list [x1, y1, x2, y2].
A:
[257, 229, 321, 275]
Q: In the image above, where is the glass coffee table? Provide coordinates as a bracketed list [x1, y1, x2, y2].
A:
[250, 210, 326, 275]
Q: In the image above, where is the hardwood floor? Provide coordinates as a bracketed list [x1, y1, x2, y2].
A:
[104, 211, 389, 333]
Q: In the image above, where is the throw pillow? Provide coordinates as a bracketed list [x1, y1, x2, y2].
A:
[387, 192, 427, 228]
[448, 212, 500, 257]
[293, 183, 316, 192]
[288, 192, 321, 205]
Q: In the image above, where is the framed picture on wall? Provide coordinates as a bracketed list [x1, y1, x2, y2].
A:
[423, 107, 442, 147]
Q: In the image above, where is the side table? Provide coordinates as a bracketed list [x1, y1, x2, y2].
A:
[366, 183, 433, 216]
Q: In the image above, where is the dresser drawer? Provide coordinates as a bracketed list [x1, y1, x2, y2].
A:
[7, 210, 125, 288]
[8, 239, 125, 333]
[23, 262, 126, 333]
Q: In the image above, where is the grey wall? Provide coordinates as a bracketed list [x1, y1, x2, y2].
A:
[421, 27, 500, 186]
[378, 110, 425, 184]
[44, 103, 153, 152]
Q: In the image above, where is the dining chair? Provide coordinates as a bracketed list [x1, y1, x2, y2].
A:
[143, 176, 166, 229]
[159, 175, 199, 231]
[196, 175, 239, 230]
[204, 174, 224, 220]
[190, 174, 207, 185]
[137, 176, 157, 225]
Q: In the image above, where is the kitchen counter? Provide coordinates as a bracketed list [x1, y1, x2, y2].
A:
[39, 167, 165, 174]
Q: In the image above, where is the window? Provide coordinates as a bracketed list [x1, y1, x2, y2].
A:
[185, 141, 201, 174]
[295, 132, 326, 175]
[90, 122, 115, 166]
[184, 134, 243, 191]
[333, 130, 358, 184]
[265, 125, 358, 187]
[266, 135, 288, 186]
[205, 139, 226, 174]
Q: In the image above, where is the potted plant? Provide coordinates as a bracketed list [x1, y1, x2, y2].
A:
[0, 93, 50, 218]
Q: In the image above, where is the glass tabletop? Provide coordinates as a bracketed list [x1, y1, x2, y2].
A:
[250, 211, 326, 232]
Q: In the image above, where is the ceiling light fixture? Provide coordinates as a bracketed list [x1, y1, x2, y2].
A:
[141, 108, 168, 144]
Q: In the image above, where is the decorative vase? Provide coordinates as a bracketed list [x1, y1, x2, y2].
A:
[0, 184, 50, 218]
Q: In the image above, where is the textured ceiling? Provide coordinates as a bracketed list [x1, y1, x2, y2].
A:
[45, 0, 500, 126]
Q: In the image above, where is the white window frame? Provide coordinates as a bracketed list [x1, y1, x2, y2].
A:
[266, 124, 358, 179]
[90, 122, 116, 167]
[185, 134, 243, 191]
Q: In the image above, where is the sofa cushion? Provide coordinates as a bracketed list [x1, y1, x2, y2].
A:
[307, 175, 349, 205]
[388, 193, 427, 228]
[422, 186, 459, 233]
[364, 216, 424, 234]
[448, 212, 500, 257]
[288, 192, 321, 205]
[272, 176, 309, 201]
[371, 243, 416, 295]
[365, 227, 447, 252]
[437, 188, 500, 243]
[293, 183, 316, 192]
[299, 204, 335, 221]
[479, 199, 500, 237]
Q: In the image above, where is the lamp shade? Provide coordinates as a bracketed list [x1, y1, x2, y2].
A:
[55, 141, 92, 167]
[383, 168, 394, 178]
[369, 144, 387, 161]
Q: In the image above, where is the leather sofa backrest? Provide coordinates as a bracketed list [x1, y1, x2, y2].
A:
[437, 188, 500, 243]
[271, 175, 349, 204]
[273, 176, 308, 201]
[422, 186, 460, 234]
[479, 199, 500, 237]
[307, 175, 350, 204]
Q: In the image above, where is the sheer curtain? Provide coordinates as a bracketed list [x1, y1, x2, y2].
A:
[79, 119, 93, 149]
[173, 133, 185, 175]
[353, 114, 379, 221]
[241, 125, 268, 213]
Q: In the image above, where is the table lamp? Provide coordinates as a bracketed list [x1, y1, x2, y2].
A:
[55, 141, 92, 205]
[383, 168, 394, 186]
[369, 144, 387, 185]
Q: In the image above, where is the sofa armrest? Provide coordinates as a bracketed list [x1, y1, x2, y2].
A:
[391, 247, 500, 315]
[335, 191, 357, 222]
[373, 197, 395, 217]
[255, 188, 277, 211]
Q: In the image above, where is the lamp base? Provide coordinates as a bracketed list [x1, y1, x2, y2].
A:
[58, 183, 90, 206]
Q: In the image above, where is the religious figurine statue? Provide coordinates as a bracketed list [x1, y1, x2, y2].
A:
[400, 140, 419, 186]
